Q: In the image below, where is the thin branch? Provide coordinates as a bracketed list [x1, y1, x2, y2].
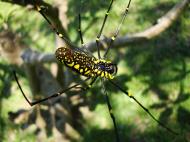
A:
[2, 0, 189, 64]
[21, 48, 56, 64]
[130, 0, 190, 39]
[87, 0, 190, 51]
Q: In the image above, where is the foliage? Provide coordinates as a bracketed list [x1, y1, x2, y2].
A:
[0, 0, 190, 142]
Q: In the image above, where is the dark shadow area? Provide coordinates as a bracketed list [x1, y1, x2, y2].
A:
[136, 1, 176, 25]
[0, 64, 20, 140]
[177, 106, 190, 126]
[0, 64, 13, 99]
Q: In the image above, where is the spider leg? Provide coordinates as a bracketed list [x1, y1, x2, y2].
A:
[109, 79, 179, 135]
[77, 9, 96, 57]
[101, 79, 120, 142]
[96, 0, 114, 59]
[34, 3, 76, 48]
[78, 13, 85, 47]
[77, 0, 85, 47]
[103, 0, 132, 58]
[13, 70, 97, 106]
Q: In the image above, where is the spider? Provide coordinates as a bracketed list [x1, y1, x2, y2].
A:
[13, 0, 178, 141]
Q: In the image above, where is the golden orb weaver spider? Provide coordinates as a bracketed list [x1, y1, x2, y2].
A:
[13, 0, 179, 141]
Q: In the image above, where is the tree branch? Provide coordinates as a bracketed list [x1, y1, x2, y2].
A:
[2, 0, 189, 64]
[86, 0, 190, 51]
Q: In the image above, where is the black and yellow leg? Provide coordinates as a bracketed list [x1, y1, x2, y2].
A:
[78, 13, 85, 47]
[105, 91, 120, 142]
[109, 79, 179, 135]
[96, 0, 114, 59]
[77, 12, 96, 56]
[103, 0, 132, 58]
[13, 70, 96, 106]
[35, 4, 74, 47]
[102, 79, 120, 142]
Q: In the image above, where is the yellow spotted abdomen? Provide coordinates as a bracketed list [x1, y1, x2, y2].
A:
[55, 47, 115, 79]
[55, 47, 96, 77]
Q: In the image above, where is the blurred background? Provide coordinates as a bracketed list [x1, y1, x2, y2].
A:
[0, 0, 190, 142]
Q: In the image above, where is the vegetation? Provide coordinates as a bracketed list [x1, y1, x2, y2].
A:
[0, 0, 190, 142]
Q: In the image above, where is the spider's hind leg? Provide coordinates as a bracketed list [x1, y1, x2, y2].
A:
[109, 79, 179, 135]
[13, 70, 97, 106]
[102, 79, 120, 142]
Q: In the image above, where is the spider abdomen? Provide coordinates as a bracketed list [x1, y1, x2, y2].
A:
[55, 47, 116, 79]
